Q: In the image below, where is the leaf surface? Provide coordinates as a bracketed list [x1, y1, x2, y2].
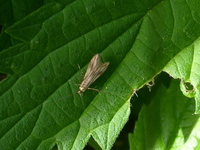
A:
[129, 80, 200, 150]
[1, 0, 200, 149]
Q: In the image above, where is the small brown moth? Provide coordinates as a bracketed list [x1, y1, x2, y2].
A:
[78, 54, 110, 94]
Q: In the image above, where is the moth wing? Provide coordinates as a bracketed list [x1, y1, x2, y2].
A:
[83, 54, 102, 80]
[83, 62, 110, 87]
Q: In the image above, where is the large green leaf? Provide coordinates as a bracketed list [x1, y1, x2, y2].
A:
[1, 0, 200, 149]
[164, 38, 200, 114]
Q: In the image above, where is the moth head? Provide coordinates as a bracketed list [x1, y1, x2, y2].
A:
[78, 87, 85, 94]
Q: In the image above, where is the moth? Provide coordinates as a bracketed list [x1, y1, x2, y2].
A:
[78, 54, 110, 94]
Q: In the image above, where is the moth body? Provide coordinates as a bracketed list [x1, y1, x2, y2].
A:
[78, 54, 109, 94]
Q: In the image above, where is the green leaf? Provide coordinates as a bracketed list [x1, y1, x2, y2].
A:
[1, 0, 200, 149]
[164, 38, 200, 114]
[0, 0, 46, 25]
[129, 80, 200, 150]
[0, 0, 47, 50]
